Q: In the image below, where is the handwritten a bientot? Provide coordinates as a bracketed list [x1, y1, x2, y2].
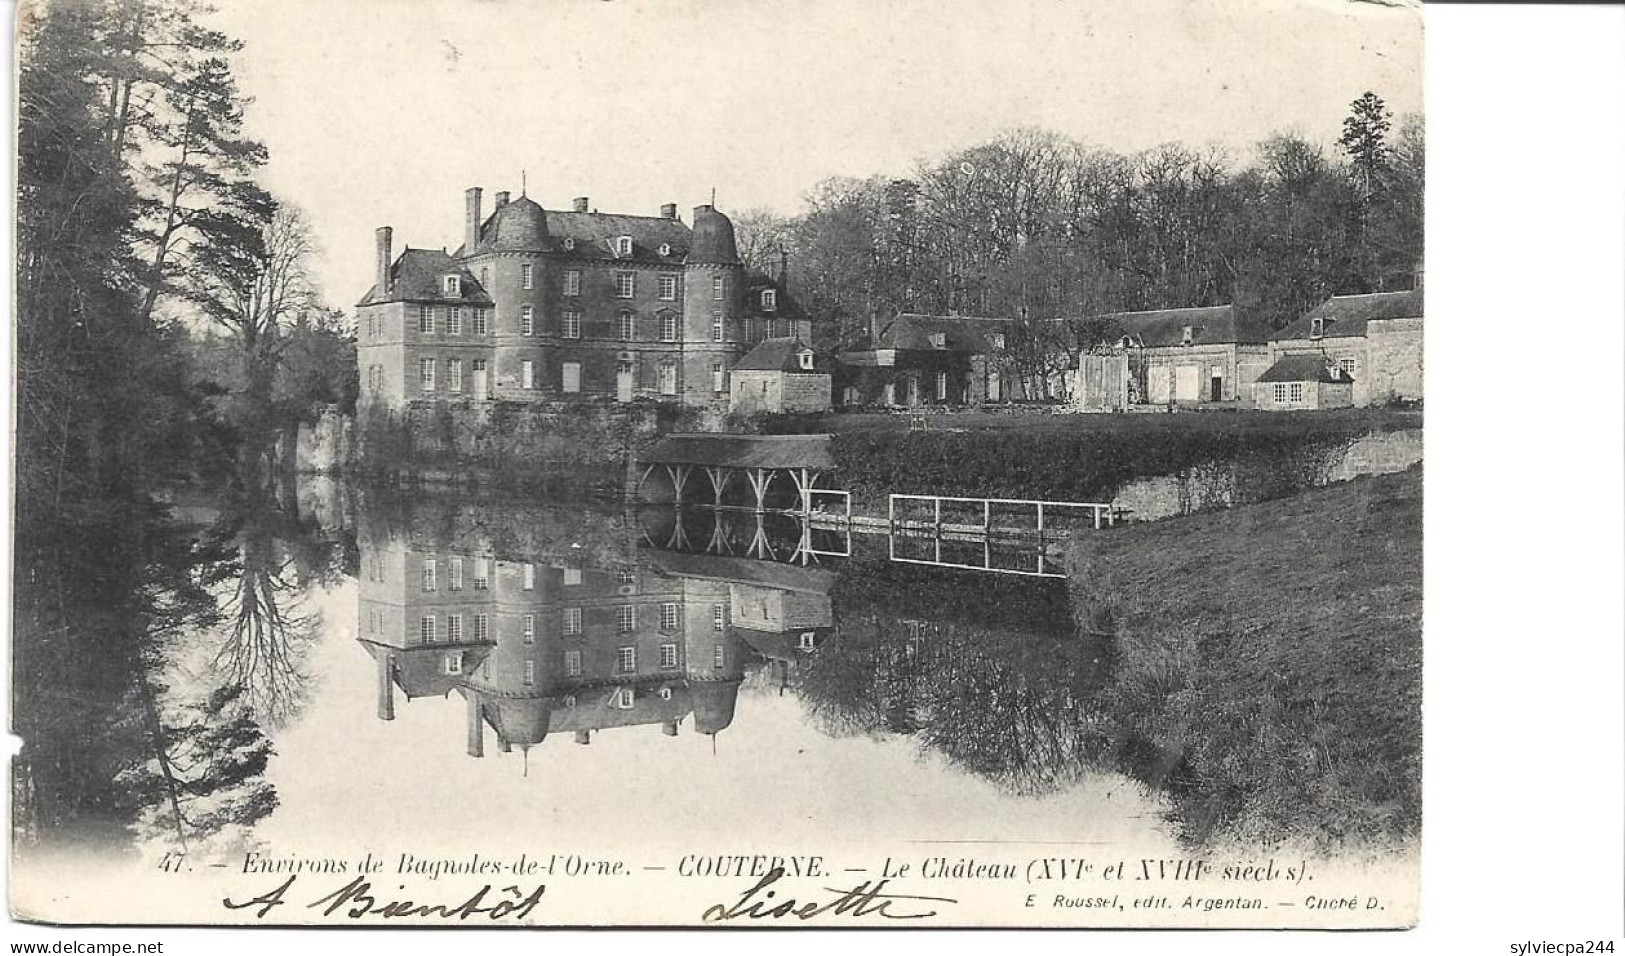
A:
[222, 874, 546, 922]
[702, 866, 958, 922]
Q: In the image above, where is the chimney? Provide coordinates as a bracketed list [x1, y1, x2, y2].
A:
[464, 187, 483, 252]
[662, 720, 679, 737]
[574, 730, 591, 746]
[494, 190, 510, 209]
[376, 652, 395, 721]
[573, 196, 589, 213]
[660, 202, 677, 220]
[465, 691, 485, 758]
[778, 248, 789, 286]
[375, 226, 393, 295]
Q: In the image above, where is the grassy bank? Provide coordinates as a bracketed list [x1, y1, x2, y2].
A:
[1069, 467, 1423, 850]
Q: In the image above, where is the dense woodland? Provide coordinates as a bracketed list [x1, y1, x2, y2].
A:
[14, 0, 351, 857]
[741, 97, 1422, 390]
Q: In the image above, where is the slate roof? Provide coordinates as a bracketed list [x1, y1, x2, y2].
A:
[743, 272, 807, 320]
[687, 204, 740, 265]
[358, 638, 496, 700]
[546, 683, 691, 734]
[734, 337, 824, 372]
[645, 549, 838, 594]
[356, 248, 496, 307]
[642, 433, 836, 470]
[1257, 354, 1352, 384]
[1089, 305, 1272, 348]
[1274, 289, 1424, 341]
[736, 626, 828, 662]
[868, 313, 1013, 353]
[458, 200, 695, 262]
[689, 679, 742, 735]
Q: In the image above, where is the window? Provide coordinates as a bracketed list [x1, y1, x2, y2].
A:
[745, 318, 756, 343]
[712, 645, 726, 669]
[564, 270, 581, 296]
[562, 310, 580, 339]
[660, 643, 678, 668]
[614, 272, 634, 298]
[521, 359, 535, 389]
[618, 568, 637, 585]
[614, 688, 634, 709]
[1338, 358, 1357, 378]
[565, 650, 582, 676]
[522, 263, 534, 289]
[661, 313, 680, 343]
[473, 558, 489, 590]
[1181, 325, 1195, 345]
[799, 351, 814, 371]
[660, 603, 679, 630]
[447, 615, 463, 643]
[522, 564, 535, 590]
[929, 332, 946, 348]
[564, 607, 582, 636]
[419, 306, 435, 334]
[422, 558, 437, 591]
[1290, 382, 1304, 403]
[659, 243, 672, 257]
[659, 687, 673, 700]
[936, 371, 948, 401]
[617, 606, 635, 632]
[562, 362, 581, 393]
[522, 614, 535, 645]
[473, 308, 488, 335]
[443, 275, 460, 295]
[712, 275, 725, 300]
[761, 289, 777, 310]
[480, 267, 489, 287]
[523, 660, 535, 686]
[447, 358, 463, 393]
[563, 695, 577, 707]
[563, 567, 581, 586]
[991, 333, 1005, 350]
[615, 236, 632, 257]
[618, 311, 636, 341]
[473, 614, 489, 642]
[448, 557, 463, 591]
[711, 311, 723, 342]
[447, 307, 463, 335]
[798, 631, 818, 651]
[419, 358, 436, 392]
[420, 615, 437, 644]
[617, 646, 637, 672]
[520, 305, 534, 335]
[658, 274, 677, 300]
[563, 237, 576, 251]
[658, 361, 677, 395]
[712, 363, 725, 394]
[712, 604, 725, 631]
[444, 653, 462, 675]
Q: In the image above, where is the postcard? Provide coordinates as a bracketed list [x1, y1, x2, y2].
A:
[10, 0, 1423, 928]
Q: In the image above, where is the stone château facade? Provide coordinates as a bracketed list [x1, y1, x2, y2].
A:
[357, 186, 810, 410]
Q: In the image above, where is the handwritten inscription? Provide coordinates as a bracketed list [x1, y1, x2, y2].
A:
[700, 866, 957, 922]
[222, 875, 546, 922]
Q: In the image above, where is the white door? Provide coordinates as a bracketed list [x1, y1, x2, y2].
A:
[1175, 365, 1199, 402]
[616, 362, 634, 402]
[472, 360, 488, 401]
[987, 369, 1001, 402]
[1148, 366, 1172, 404]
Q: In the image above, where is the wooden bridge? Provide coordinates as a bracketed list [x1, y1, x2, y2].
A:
[638, 433, 849, 519]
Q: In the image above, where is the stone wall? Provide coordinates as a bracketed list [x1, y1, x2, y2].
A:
[1110, 428, 1423, 522]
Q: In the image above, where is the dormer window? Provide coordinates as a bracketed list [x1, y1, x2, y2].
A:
[616, 236, 633, 257]
[659, 242, 672, 257]
[798, 350, 814, 371]
[798, 631, 818, 651]
[563, 237, 576, 251]
[1310, 317, 1326, 339]
[614, 688, 635, 709]
[1181, 325, 1195, 345]
[990, 333, 1005, 350]
[761, 289, 777, 311]
[443, 275, 460, 296]
[929, 332, 947, 349]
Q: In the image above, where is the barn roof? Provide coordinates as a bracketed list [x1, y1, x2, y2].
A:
[1089, 304, 1272, 348]
[1257, 354, 1351, 384]
[642, 433, 835, 470]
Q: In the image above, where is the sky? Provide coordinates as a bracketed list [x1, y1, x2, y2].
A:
[207, 0, 1423, 311]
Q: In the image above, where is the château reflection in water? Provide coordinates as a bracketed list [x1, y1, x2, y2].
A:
[355, 494, 1113, 794]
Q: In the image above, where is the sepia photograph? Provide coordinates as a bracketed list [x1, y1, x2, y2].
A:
[9, 0, 1609, 938]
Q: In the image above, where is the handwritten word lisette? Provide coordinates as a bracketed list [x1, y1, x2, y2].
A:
[222, 875, 546, 922]
[701, 866, 958, 922]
